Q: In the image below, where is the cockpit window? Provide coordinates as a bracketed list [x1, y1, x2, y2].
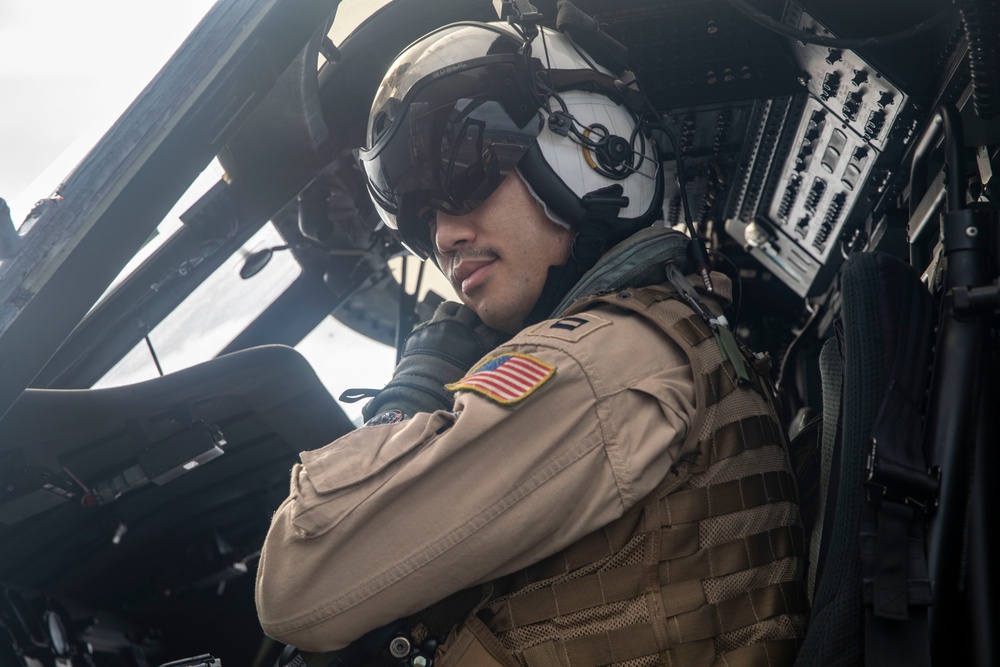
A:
[326, 0, 396, 47]
[297, 317, 395, 425]
[95, 159, 228, 307]
[95, 222, 301, 388]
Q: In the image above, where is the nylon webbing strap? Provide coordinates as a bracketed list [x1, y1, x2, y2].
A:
[490, 564, 645, 632]
[709, 638, 801, 667]
[495, 525, 803, 632]
[660, 526, 804, 584]
[808, 336, 843, 601]
[520, 509, 642, 584]
[859, 532, 932, 607]
[660, 578, 709, 617]
[840, 253, 935, 667]
[672, 312, 714, 346]
[705, 359, 741, 404]
[664, 638, 718, 667]
[704, 412, 784, 466]
[664, 581, 808, 644]
[658, 524, 701, 559]
[661, 470, 797, 526]
[520, 618, 802, 667]
[522, 623, 661, 667]
[863, 381, 936, 629]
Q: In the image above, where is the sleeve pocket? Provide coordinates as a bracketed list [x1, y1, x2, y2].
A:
[629, 375, 695, 428]
[291, 411, 456, 536]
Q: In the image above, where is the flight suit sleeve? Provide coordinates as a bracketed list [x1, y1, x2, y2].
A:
[255, 306, 696, 652]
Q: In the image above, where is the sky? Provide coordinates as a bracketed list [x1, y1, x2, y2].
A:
[0, 0, 220, 223]
[0, 0, 390, 224]
[0, 0, 401, 423]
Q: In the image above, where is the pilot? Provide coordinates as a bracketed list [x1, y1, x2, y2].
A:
[256, 16, 807, 667]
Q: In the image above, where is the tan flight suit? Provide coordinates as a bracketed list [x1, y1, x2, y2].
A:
[255, 275, 807, 665]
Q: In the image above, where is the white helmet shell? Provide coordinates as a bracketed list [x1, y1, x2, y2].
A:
[502, 23, 661, 227]
[361, 19, 663, 259]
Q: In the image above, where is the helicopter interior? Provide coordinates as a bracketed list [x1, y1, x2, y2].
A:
[0, 0, 997, 665]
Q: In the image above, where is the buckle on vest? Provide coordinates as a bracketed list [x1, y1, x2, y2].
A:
[865, 438, 941, 512]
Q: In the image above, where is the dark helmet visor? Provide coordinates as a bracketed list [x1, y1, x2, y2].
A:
[361, 55, 544, 258]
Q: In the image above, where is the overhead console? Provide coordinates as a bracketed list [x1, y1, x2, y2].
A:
[565, 0, 964, 299]
[725, 5, 914, 297]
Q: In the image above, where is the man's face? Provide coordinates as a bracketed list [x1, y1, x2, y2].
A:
[431, 172, 574, 334]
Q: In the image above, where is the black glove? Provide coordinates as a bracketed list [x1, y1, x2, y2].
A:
[362, 302, 506, 423]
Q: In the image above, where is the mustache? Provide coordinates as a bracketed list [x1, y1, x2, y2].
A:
[447, 247, 499, 281]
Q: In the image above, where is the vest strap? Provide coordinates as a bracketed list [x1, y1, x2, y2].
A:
[702, 415, 785, 465]
[707, 638, 801, 667]
[672, 312, 714, 347]
[660, 578, 709, 617]
[490, 564, 645, 632]
[664, 581, 808, 644]
[661, 525, 804, 585]
[523, 622, 661, 667]
[662, 470, 797, 527]
[519, 507, 642, 584]
[521, 628, 802, 667]
[704, 359, 741, 405]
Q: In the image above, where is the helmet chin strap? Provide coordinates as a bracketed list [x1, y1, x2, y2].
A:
[523, 184, 630, 325]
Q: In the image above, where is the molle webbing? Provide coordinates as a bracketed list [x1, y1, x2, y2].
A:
[483, 286, 806, 667]
[491, 525, 803, 634]
[513, 506, 644, 587]
[687, 413, 785, 475]
[520, 633, 801, 667]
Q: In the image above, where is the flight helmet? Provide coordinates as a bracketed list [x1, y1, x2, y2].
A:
[359, 19, 663, 261]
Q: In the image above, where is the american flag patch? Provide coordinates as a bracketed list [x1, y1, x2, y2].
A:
[447, 353, 555, 405]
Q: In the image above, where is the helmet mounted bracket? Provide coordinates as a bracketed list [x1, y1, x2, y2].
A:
[493, 0, 543, 39]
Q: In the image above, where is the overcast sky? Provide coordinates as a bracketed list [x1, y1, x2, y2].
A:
[0, 0, 219, 223]
[0, 0, 400, 422]
[0, 0, 389, 223]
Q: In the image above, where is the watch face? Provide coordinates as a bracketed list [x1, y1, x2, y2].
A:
[367, 409, 405, 426]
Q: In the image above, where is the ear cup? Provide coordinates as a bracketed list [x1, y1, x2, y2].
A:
[597, 134, 632, 171]
[528, 86, 662, 227]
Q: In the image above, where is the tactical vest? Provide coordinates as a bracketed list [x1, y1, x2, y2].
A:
[437, 285, 808, 667]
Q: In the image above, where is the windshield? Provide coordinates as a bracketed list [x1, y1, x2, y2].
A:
[0, 0, 402, 426]
[327, 0, 396, 47]
[0, 0, 219, 228]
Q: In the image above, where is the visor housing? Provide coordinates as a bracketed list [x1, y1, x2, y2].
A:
[360, 24, 543, 258]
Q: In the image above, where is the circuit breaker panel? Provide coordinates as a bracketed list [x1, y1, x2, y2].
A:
[726, 5, 912, 296]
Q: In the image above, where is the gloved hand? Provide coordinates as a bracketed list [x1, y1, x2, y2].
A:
[362, 302, 507, 423]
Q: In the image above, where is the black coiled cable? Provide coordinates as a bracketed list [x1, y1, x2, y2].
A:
[960, 0, 1000, 120]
